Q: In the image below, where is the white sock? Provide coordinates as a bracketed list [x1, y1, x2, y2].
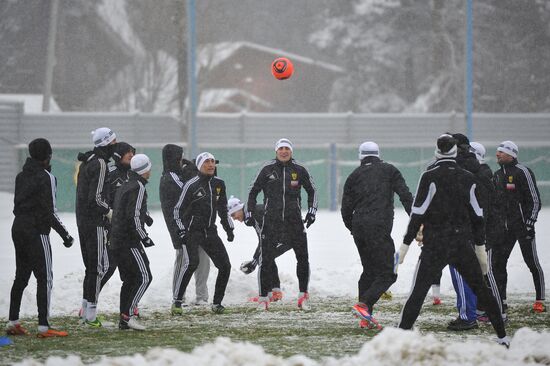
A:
[86, 303, 97, 321]
[432, 285, 440, 298]
[272, 288, 281, 292]
[8, 320, 19, 327]
[38, 325, 49, 333]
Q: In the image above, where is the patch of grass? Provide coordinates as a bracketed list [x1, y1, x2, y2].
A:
[1, 294, 548, 365]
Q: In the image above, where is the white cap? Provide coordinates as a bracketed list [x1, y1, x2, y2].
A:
[497, 140, 518, 158]
[470, 142, 486, 162]
[196, 152, 215, 171]
[130, 154, 152, 175]
[92, 127, 116, 147]
[227, 196, 244, 215]
[275, 138, 293, 152]
[358, 141, 379, 160]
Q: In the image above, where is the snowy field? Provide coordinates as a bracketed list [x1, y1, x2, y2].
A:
[1, 191, 549, 365]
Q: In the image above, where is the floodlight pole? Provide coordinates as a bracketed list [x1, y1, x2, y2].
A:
[187, 0, 198, 158]
[465, 0, 473, 140]
[43, 0, 59, 112]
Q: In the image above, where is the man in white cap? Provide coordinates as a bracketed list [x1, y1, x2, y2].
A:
[227, 196, 291, 302]
[247, 138, 318, 311]
[172, 152, 234, 314]
[397, 134, 509, 348]
[492, 140, 545, 314]
[75, 127, 117, 327]
[111, 154, 154, 330]
[341, 141, 413, 329]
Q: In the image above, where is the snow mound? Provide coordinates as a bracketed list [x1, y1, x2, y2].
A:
[13, 328, 550, 366]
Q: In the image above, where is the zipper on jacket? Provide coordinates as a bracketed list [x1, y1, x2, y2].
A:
[208, 180, 213, 227]
[282, 167, 286, 221]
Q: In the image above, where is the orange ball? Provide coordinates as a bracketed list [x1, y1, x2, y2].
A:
[271, 57, 294, 80]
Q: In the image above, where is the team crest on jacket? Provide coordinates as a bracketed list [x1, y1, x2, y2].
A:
[508, 176, 513, 183]
[216, 186, 221, 200]
[290, 172, 299, 187]
[291, 172, 298, 180]
[506, 175, 515, 190]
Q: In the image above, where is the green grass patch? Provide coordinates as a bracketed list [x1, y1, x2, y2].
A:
[1, 294, 549, 365]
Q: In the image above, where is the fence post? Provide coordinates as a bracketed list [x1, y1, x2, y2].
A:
[329, 142, 338, 211]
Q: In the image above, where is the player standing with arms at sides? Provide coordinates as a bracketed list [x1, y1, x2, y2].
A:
[75, 127, 117, 327]
[173, 152, 234, 314]
[111, 154, 154, 330]
[492, 140, 545, 314]
[7, 138, 73, 337]
[341, 141, 413, 329]
[396, 134, 509, 347]
[247, 138, 318, 311]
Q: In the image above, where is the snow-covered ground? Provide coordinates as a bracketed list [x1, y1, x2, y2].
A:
[1, 191, 549, 365]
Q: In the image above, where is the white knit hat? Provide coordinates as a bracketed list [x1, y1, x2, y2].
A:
[92, 127, 116, 147]
[470, 142, 486, 162]
[275, 138, 293, 152]
[227, 196, 244, 215]
[130, 154, 152, 175]
[358, 141, 379, 160]
[196, 152, 215, 171]
[497, 140, 518, 158]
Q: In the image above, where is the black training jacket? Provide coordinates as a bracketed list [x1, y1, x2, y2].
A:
[159, 144, 199, 248]
[493, 159, 541, 230]
[107, 162, 131, 207]
[341, 156, 413, 232]
[75, 148, 111, 226]
[174, 173, 233, 235]
[404, 158, 484, 246]
[247, 158, 318, 224]
[13, 158, 69, 238]
[110, 171, 150, 249]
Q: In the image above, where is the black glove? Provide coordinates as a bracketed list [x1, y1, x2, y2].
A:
[177, 228, 187, 245]
[141, 237, 155, 247]
[63, 234, 74, 248]
[304, 212, 316, 228]
[525, 222, 536, 240]
[227, 230, 234, 242]
[145, 215, 154, 227]
[244, 211, 254, 227]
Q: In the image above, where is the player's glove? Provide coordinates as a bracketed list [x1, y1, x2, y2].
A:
[105, 209, 113, 222]
[525, 220, 536, 240]
[475, 244, 488, 275]
[141, 237, 155, 248]
[227, 230, 234, 242]
[145, 215, 154, 227]
[240, 260, 257, 274]
[63, 234, 74, 248]
[244, 211, 254, 227]
[304, 212, 316, 228]
[177, 228, 187, 245]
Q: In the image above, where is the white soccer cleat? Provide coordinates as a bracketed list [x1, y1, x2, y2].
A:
[127, 317, 146, 331]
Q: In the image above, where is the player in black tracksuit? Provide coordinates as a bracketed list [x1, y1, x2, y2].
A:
[492, 141, 545, 312]
[111, 154, 154, 330]
[8, 138, 73, 337]
[159, 144, 209, 310]
[101, 142, 136, 289]
[75, 129, 116, 325]
[341, 144, 413, 321]
[247, 138, 318, 309]
[397, 134, 508, 346]
[173, 152, 234, 313]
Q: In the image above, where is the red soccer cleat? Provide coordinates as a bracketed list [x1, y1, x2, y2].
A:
[6, 324, 29, 336]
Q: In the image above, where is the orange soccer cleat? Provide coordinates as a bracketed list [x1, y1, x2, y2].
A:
[37, 328, 68, 338]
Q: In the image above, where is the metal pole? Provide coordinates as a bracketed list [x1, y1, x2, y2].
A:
[43, 0, 60, 112]
[329, 143, 338, 211]
[465, 0, 473, 139]
[186, 0, 198, 158]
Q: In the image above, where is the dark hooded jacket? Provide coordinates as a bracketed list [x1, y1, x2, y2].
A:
[107, 142, 135, 206]
[159, 144, 198, 248]
[75, 146, 113, 226]
[13, 157, 69, 238]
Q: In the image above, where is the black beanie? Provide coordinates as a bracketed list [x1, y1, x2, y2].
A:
[452, 133, 470, 148]
[112, 142, 135, 163]
[29, 138, 52, 161]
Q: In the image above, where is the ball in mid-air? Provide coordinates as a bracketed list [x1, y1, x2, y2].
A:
[271, 57, 294, 80]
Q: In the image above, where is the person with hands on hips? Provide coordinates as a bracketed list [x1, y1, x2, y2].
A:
[172, 152, 233, 314]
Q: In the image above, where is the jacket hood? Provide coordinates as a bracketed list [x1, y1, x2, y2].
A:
[77, 150, 94, 162]
[22, 157, 46, 173]
[162, 144, 184, 172]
